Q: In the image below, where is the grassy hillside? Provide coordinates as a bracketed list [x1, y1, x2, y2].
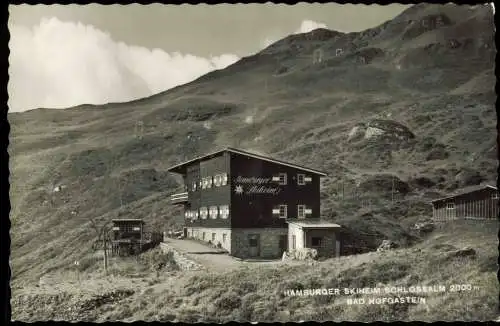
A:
[11, 219, 498, 322]
[8, 3, 497, 321]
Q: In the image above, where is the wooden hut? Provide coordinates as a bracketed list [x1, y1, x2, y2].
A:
[111, 219, 162, 256]
[431, 184, 498, 221]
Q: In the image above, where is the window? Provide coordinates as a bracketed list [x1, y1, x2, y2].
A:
[184, 211, 189, 219]
[248, 235, 259, 247]
[202, 178, 208, 189]
[194, 210, 199, 219]
[192, 181, 197, 191]
[221, 173, 228, 186]
[209, 206, 218, 219]
[279, 205, 288, 218]
[311, 237, 322, 247]
[220, 205, 229, 219]
[222, 233, 227, 243]
[297, 205, 306, 219]
[212, 233, 216, 242]
[278, 173, 287, 185]
[297, 174, 305, 185]
[446, 202, 455, 209]
[207, 176, 213, 188]
[200, 207, 208, 219]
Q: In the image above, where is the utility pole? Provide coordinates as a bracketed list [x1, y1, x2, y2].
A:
[74, 260, 80, 284]
[392, 176, 395, 205]
[90, 218, 111, 276]
[103, 231, 108, 274]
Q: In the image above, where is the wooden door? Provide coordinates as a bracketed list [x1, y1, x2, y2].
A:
[248, 234, 260, 257]
[279, 235, 287, 254]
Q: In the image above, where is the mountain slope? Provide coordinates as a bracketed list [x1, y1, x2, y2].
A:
[8, 3, 496, 284]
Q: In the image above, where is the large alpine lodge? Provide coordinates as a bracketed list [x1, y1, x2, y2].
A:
[167, 147, 342, 259]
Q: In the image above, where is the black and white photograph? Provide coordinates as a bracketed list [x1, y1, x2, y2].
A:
[6, 2, 498, 322]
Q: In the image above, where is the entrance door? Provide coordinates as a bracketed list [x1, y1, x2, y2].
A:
[248, 234, 260, 257]
[279, 235, 287, 255]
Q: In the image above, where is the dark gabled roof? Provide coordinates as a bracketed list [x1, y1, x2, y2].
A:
[430, 184, 498, 203]
[167, 147, 328, 176]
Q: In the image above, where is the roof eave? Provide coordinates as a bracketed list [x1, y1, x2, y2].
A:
[226, 147, 327, 176]
[167, 147, 328, 176]
[430, 184, 498, 203]
[167, 148, 227, 174]
[286, 221, 341, 228]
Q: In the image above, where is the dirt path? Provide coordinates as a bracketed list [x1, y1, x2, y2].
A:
[162, 238, 283, 272]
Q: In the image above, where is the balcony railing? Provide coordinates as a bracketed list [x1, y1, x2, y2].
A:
[170, 191, 188, 204]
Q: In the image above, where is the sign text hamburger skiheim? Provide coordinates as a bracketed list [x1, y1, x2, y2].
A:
[233, 176, 281, 195]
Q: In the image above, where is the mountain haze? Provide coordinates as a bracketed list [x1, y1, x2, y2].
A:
[8, 2, 496, 295]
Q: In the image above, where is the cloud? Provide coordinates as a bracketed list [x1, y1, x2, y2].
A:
[294, 20, 328, 34]
[259, 19, 329, 49]
[8, 17, 240, 112]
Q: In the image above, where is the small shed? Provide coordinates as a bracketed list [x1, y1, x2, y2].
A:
[431, 184, 498, 221]
[111, 219, 162, 256]
[112, 219, 145, 241]
[287, 219, 342, 258]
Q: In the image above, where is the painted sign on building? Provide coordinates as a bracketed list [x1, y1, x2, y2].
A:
[233, 176, 282, 195]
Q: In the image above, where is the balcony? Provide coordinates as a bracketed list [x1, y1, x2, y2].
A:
[170, 192, 188, 204]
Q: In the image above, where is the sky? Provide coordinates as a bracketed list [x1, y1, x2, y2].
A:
[8, 4, 412, 112]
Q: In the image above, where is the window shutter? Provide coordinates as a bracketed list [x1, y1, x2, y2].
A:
[305, 208, 313, 214]
[304, 176, 312, 182]
[272, 208, 280, 214]
[272, 176, 281, 182]
[112, 226, 120, 231]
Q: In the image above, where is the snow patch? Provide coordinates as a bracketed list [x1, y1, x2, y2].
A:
[203, 121, 212, 130]
[364, 126, 386, 139]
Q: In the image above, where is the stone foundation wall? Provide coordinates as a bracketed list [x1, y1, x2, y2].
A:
[231, 228, 288, 259]
[159, 243, 204, 271]
[186, 227, 232, 252]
